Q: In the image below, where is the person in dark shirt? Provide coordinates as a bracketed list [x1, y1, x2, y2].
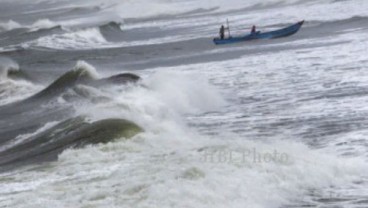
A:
[219, 25, 225, 39]
[251, 25, 256, 34]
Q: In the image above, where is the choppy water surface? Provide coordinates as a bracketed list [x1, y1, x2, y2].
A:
[1, 0, 368, 207]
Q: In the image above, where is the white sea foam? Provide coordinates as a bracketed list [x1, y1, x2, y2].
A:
[0, 19, 59, 32]
[72, 67, 226, 135]
[0, 43, 367, 207]
[29, 19, 59, 32]
[13, 63, 366, 208]
[0, 57, 41, 105]
[29, 27, 108, 50]
[73, 60, 99, 79]
[0, 79, 41, 106]
[0, 20, 22, 32]
[0, 64, 367, 207]
[143, 71, 226, 115]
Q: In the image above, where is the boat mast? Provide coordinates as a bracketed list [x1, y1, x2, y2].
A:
[226, 19, 231, 37]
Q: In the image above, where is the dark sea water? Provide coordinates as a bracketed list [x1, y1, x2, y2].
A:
[1, 0, 368, 207]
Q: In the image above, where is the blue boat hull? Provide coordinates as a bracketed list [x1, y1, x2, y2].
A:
[213, 20, 304, 45]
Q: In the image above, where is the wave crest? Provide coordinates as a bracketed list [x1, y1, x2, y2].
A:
[0, 19, 60, 32]
[0, 20, 21, 32]
[29, 27, 108, 50]
[32, 61, 99, 99]
[0, 57, 19, 80]
[29, 19, 60, 32]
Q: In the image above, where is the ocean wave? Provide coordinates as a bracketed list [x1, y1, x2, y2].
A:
[29, 19, 60, 32]
[0, 20, 22, 32]
[0, 60, 144, 170]
[0, 79, 40, 106]
[2, 112, 367, 208]
[30, 61, 99, 99]
[0, 57, 40, 105]
[0, 60, 139, 117]
[99, 21, 123, 32]
[72, 69, 226, 137]
[0, 60, 226, 171]
[31, 61, 139, 101]
[0, 116, 142, 170]
[0, 18, 61, 33]
[0, 56, 367, 208]
[1, 0, 368, 207]
[28, 27, 109, 50]
[0, 57, 19, 80]
[0, 121, 60, 152]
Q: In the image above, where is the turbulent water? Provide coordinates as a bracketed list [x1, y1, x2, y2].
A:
[1, 0, 368, 207]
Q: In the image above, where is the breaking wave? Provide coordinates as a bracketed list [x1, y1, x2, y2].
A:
[0, 60, 143, 170]
[0, 57, 40, 105]
[28, 27, 108, 50]
[0, 20, 22, 32]
[0, 19, 60, 33]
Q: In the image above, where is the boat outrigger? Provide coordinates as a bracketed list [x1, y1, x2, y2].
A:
[213, 20, 304, 45]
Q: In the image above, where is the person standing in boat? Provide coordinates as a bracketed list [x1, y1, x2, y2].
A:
[219, 25, 226, 39]
[251, 25, 256, 34]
